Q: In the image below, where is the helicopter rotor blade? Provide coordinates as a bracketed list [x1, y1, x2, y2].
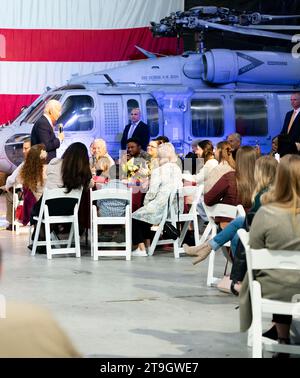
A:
[246, 25, 300, 30]
[195, 20, 293, 41]
[260, 14, 300, 21]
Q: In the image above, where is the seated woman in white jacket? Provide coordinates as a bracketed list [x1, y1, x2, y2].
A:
[182, 140, 218, 185]
[132, 143, 183, 256]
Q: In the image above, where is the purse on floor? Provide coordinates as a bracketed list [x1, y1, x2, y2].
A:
[162, 221, 180, 240]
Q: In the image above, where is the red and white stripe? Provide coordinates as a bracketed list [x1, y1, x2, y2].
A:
[0, 0, 184, 123]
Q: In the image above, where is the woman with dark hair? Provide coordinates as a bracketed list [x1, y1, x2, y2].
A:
[29, 143, 92, 246]
[183, 140, 218, 184]
[55, 142, 92, 192]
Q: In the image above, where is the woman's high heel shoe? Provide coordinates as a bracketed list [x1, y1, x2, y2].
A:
[183, 244, 202, 256]
[192, 243, 212, 265]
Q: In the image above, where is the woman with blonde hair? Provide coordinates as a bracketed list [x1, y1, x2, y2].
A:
[90, 138, 114, 175]
[141, 140, 159, 177]
[131, 143, 183, 256]
[203, 141, 237, 225]
[240, 155, 300, 353]
[235, 146, 258, 210]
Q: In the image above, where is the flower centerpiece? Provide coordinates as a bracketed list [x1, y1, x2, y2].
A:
[122, 158, 142, 185]
[122, 156, 151, 186]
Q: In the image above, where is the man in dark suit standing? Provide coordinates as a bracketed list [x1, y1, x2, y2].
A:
[121, 108, 150, 151]
[278, 92, 300, 157]
[31, 99, 64, 163]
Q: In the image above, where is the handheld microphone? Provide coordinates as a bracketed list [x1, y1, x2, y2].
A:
[58, 123, 63, 133]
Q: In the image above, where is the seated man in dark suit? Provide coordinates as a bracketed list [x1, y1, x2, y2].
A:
[120, 108, 150, 152]
[278, 92, 300, 157]
[31, 99, 64, 163]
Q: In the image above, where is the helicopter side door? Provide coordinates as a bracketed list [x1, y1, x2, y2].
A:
[140, 95, 162, 141]
[55, 92, 98, 156]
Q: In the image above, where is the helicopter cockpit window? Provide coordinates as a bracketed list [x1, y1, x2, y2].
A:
[56, 95, 94, 132]
[191, 100, 224, 138]
[22, 94, 62, 124]
[127, 99, 139, 122]
[234, 99, 268, 137]
[146, 99, 159, 137]
[5, 133, 31, 167]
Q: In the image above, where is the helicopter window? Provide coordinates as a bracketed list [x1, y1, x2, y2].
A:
[146, 99, 159, 137]
[5, 133, 31, 167]
[56, 95, 94, 132]
[127, 99, 139, 121]
[234, 99, 268, 137]
[22, 94, 62, 124]
[191, 99, 224, 138]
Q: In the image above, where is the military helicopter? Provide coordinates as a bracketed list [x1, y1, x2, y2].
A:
[1, 5, 300, 174]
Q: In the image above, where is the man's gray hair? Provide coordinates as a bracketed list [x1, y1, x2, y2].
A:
[229, 133, 242, 143]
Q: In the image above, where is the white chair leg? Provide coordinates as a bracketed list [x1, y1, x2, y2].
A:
[74, 219, 81, 258]
[199, 222, 212, 244]
[31, 221, 42, 256]
[206, 250, 216, 286]
[247, 325, 253, 347]
[67, 223, 74, 249]
[125, 216, 131, 261]
[45, 220, 52, 260]
[93, 213, 98, 261]
[252, 285, 263, 358]
[148, 225, 163, 256]
[193, 215, 200, 245]
[178, 221, 189, 247]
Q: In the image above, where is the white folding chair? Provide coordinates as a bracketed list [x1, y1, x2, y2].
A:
[12, 184, 23, 234]
[147, 189, 180, 258]
[169, 185, 204, 258]
[90, 188, 132, 261]
[201, 203, 246, 286]
[238, 229, 300, 358]
[31, 188, 82, 259]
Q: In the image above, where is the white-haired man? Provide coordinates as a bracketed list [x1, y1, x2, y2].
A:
[227, 133, 241, 160]
[31, 99, 64, 163]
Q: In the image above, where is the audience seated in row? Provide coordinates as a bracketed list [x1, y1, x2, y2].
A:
[240, 154, 300, 353]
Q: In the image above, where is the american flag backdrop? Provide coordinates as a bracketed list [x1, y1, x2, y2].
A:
[0, 0, 184, 124]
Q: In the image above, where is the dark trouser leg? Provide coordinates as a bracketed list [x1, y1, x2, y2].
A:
[132, 219, 151, 245]
[272, 314, 292, 325]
